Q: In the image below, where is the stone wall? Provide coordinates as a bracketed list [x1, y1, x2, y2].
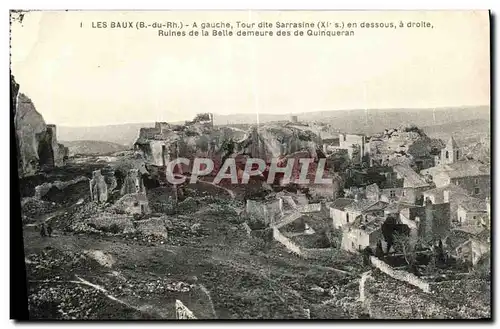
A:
[273, 227, 303, 256]
[175, 300, 197, 319]
[246, 199, 283, 226]
[370, 256, 430, 293]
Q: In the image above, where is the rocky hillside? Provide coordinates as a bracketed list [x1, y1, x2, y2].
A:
[62, 140, 129, 156]
[369, 124, 444, 166]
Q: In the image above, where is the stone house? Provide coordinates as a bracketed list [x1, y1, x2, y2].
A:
[341, 215, 385, 252]
[398, 198, 451, 242]
[457, 198, 488, 227]
[365, 182, 404, 204]
[455, 238, 490, 267]
[341, 198, 387, 227]
[422, 184, 468, 205]
[422, 160, 490, 199]
[329, 198, 356, 229]
[392, 164, 432, 205]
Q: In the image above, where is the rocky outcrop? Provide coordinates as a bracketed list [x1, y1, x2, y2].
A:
[236, 124, 321, 162]
[12, 76, 67, 176]
[134, 115, 323, 174]
[34, 176, 89, 199]
[90, 170, 108, 203]
[113, 192, 150, 215]
[101, 166, 118, 192]
[120, 169, 144, 195]
[369, 124, 444, 169]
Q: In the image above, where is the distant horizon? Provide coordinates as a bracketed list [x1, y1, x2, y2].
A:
[52, 104, 490, 128]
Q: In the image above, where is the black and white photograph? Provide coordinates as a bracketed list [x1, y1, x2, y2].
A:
[9, 9, 491, 320]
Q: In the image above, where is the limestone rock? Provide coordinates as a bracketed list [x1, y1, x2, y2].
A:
[135, 218, 169, 239]
[14, 92, 48, 175]
[12, 76, 67, 176]
[120, 169, 144, 195]
[113, 192, 150, 215]
[90, 170, 108, 203]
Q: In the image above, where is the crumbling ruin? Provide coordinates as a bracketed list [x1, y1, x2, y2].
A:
[134, 115, 329, 185]
[12, 75, 68, 176]
[90, 170, 108, 203]
[369, 124, 444, 171]
[113, 169, 151, 215]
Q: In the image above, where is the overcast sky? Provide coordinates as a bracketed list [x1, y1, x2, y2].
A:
[11, 10, 489, 127]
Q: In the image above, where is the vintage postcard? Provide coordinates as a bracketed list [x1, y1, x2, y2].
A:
[10, 10, 490, 320]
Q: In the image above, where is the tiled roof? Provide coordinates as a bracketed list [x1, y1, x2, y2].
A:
[344, 199, 387, 213]
[423, 184, 468, 196]
[426, 160, 490, 179]
[459, 197, 488, 213]
[385, 202, 417, 213]
[350, 215, 385, 234]
[440, 161, 491, 178]
[393, 164, 430, 188]
[387, 156, 413, 167]
[453, 226, 486, 236]
[329, 198, 355, 211]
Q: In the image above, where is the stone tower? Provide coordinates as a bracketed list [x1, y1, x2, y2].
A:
[440, 136, 460, 165]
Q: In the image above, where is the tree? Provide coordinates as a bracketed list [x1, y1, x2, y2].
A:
[393, 231, 425, 275]
[393, 232, 416, 267]
[362, 246, 373, 266]
[432, 240, 447, 267]
[375, 240, 384, 258]
[381, 215, 398, 253]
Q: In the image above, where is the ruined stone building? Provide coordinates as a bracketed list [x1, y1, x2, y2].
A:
[391, 165, 432, 205]
[456, 198, 489, 227]
[368, 125, 442, 171]
[397, 198, 451, 242]
[245, 198, 284, 227]
[329, 198, 357, 229]
[114, 192, 150, 216]
[330, 196, 387, 229]
[335, 133, 369, 164]
[360, 164, 431, 206]
[134, 115, 246, 177]
[341, 215, 385, 253]
[90, 170, 108, 203]
[421, 159, 490, 199]
[455, 237, 490, 267]
[422, 184, 472, 224]
[12, 75, 68, 176]
[112, 169, 151, 215]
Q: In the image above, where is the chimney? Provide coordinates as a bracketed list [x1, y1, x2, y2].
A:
[443, 190, 450, 203]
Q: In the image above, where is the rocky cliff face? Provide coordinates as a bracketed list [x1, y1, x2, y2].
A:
[12, 75, 67, 176]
